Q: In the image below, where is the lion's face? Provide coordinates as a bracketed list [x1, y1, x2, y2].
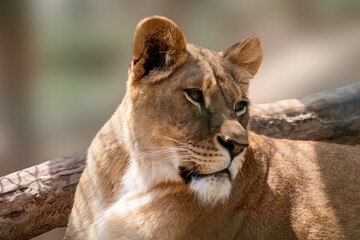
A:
[123, 16, 262, 205]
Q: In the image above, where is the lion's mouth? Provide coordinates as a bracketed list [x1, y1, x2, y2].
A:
[180, 167, 231, 184]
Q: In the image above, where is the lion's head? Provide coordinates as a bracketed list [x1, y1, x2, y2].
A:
[121, 16, 263, 205]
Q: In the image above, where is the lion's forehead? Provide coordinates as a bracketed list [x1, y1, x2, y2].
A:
[179, 44, 245, 102]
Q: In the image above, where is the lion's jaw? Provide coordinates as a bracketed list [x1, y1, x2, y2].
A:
[121, 140, 246, 206]
[188, 148, 246, 205]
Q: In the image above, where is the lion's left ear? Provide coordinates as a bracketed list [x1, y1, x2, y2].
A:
[219, 35, 263, 78]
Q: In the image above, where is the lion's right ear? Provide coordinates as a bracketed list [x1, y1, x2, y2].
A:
[131, 16, 187, 81]
[219, 35, 263, 79]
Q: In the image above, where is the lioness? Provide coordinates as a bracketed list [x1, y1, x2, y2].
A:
[65, 16, 360, 239]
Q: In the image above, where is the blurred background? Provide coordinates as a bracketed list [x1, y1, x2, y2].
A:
[0, 0, 359, 239]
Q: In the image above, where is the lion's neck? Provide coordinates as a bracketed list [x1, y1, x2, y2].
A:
[120, 153, 183, 195]
[104, 101, 184, 200]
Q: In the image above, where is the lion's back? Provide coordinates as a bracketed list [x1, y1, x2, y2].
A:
[256, 135, 360, 239]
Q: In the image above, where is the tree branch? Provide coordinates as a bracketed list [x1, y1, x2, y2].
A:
[0, 82, 359, 239]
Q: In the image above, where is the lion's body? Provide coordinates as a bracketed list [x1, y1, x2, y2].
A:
[65, 16, 360, 240]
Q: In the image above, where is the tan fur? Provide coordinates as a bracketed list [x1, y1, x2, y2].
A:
[65, 16, 360, 239]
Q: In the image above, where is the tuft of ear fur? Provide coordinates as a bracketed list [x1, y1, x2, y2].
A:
[131, 16, 187, 80]
[220, 35, 263, 78]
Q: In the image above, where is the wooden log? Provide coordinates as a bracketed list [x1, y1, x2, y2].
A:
[251, 81, 360, 145]
[0, 82, 359, 239]
[0, 151, 86, 240]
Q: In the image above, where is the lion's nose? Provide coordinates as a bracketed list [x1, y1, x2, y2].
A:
[217, 136, 248, 159]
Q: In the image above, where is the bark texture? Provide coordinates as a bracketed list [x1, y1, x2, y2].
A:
[251, 82, 360, 145]
[0, 82, 359, 239]
[0, 151, 86, 240]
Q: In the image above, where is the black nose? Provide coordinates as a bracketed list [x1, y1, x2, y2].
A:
[217, 136, 248, 159]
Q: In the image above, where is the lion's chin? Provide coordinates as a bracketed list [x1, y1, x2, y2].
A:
[189, 172, 232, 206]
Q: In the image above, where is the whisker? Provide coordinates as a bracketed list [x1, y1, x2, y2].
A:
[147, 154, 193, 163]
[138, 148, 188, 156]
[150, 134, 189, 146]
[154, 156, 191, 163]
[140, 146, 187, 150]
[140, 150, 190, 157]
[186, 170, 196, 179]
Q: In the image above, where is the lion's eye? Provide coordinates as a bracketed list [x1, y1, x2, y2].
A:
[185, 88, 203, 103]
[235, 101, 247, 116]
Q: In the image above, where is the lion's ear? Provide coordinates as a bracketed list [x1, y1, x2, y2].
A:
[220, 35, 263, 78]
[131, 16, 187, 80]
